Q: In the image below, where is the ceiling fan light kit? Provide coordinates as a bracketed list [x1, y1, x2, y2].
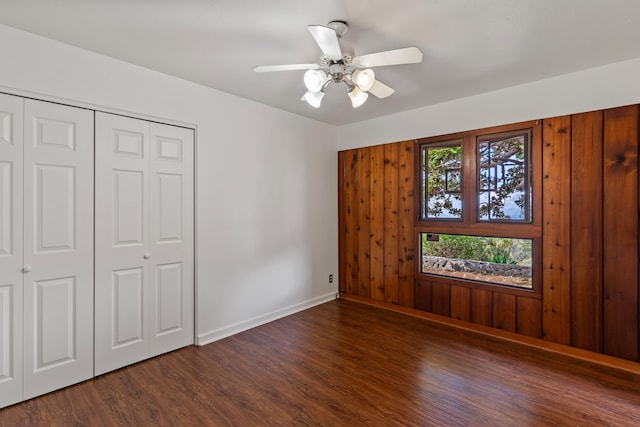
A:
[352, 68, 375, 92]
[254, 20, 423, 109]
[347, 85, 368, 108]
[303, 69, 329, 92]
[301, 90, 325, 108]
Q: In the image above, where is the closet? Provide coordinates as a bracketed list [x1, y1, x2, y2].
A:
[94, 112, 194, 375]
[0, 93, 194, 407]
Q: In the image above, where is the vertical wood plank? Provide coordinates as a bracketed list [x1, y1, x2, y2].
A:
[384, 143, 400, 304]
[603, 105, 639, 361]
[531, 120, 544, 229]
[414, 281, 432, 312]
[431, 282, 451, 317]
[398, 141, 415, 308]
[450, 285, 471, 321]
[493, 293, 516, 332]
[470, 289, 493, 327]
[542, 116, 572, 345]
[337, 151, 346, 293]
[517, 296, 542, 338]
[571, 111, 604, 352]
[344, 149, 359, 295]
[369, 145, 385, 301]
[356, 148, 371, 298]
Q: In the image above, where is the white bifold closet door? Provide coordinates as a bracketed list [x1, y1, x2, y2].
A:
[95, 112, 194, 375]
[22, 99, 94, 400]
[0, 95, 94, 406]
[0, 94, 24, 407]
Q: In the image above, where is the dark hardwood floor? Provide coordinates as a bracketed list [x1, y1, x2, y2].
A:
[2, 299, 640, 426]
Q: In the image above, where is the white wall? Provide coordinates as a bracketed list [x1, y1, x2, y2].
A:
[338, 57, 640, 150]
[0, 25, 339, 345]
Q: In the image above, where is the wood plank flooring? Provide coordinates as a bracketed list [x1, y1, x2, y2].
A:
[2, 299, 640, 426]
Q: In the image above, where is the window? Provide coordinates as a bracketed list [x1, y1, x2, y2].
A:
[420, 233, 533, 289]
[478, 131, 531, 222]
[420, 140, 463, 220]
[416, 122, 541, 292]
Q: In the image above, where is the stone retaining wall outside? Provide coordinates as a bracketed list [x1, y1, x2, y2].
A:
[422, 255, 532, 278]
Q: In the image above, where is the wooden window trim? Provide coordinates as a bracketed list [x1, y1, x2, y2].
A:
[414, 120, 542, 294]
[476, 129, 532, 223]
[415, 235, 542, 295]
[419, 138, 464, 222]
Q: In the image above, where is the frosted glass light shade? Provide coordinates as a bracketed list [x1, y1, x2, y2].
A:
[348, 86, 368, 108]
[304, 69, 328, 92]
[352, 69, 375, 91]
[301, 90, 325, 108]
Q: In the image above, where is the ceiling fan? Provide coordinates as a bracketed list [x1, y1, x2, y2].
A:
[253, 20, 423, 109]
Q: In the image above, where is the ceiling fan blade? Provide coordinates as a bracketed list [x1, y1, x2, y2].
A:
[253, 63, 320, 72]
[353, 47, 423, 68]
[368, 80, 395, 99]
[308, 25, 343, 61]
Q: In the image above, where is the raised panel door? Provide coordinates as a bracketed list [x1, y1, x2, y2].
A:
[0, 93, 23, 408]
[22, 99, 94, 400]
[94, 112, 150, 375]
[148, 123, 194, 356]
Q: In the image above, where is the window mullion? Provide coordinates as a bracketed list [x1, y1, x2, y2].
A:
[463, 134, 476, 227]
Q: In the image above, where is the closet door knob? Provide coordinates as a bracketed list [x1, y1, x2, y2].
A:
[22, 265, 33, 273]
[143, 253, 151, 259]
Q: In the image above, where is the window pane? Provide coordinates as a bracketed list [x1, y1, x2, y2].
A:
[421, 141, 463, 220]
[477, 131, 531, 221]
[421, 233, 533, 289]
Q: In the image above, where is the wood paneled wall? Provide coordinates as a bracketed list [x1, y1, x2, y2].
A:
[338, 141, 415, 305]
[338, 104, 640, 362]
[413, 277, 542, 337]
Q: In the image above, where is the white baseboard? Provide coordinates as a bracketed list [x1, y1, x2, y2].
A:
[196, 291, 338, 346]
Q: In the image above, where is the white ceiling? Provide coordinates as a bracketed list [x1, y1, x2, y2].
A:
[2, 0, 640, 125]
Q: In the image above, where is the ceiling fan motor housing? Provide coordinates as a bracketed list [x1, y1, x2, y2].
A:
[327, 20, 348, 38]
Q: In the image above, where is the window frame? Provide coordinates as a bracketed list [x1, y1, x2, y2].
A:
[476, 129, 532, 223]
[414, 120, 542, 294]
[420, 139, 464, 221]
[418, 232, 538, 292]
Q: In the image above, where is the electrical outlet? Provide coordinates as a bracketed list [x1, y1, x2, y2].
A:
[329, 274, 334, 283]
